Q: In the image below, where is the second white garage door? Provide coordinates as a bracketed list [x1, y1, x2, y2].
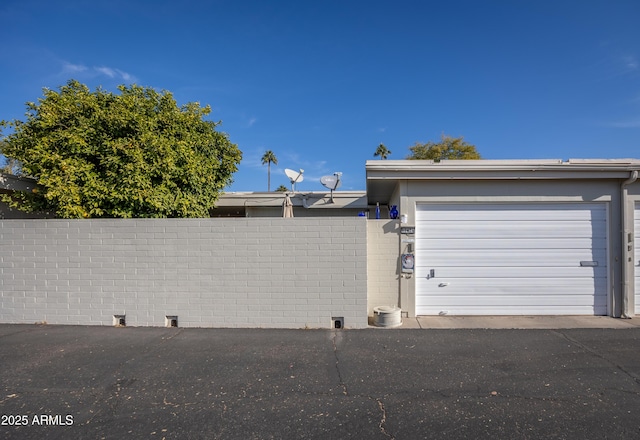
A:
[415, 203, 608, 315]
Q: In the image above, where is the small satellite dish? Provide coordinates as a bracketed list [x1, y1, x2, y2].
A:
[284, 168, 304, 192]
[320, 173, 342, 190]
[320, 172, 342, 203]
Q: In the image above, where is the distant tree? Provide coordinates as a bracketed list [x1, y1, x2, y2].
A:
[0, 155, 21, 176]
[261, 150, 278, 191]
[373, 143, 391, 160]
[407, 134, 481, 160]
[0, 79, 242, 218]
[275, 185, 288, 192]
[0, 137, 20, 175]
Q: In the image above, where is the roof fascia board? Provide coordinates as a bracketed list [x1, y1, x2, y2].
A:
[366, 159, 640, 180]
[367, 170, 634, 180]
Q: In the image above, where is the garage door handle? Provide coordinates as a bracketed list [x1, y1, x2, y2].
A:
[427, 269, 435, 279]
[438, 283, 449, 287]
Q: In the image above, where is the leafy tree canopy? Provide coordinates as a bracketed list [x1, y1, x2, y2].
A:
[407, 134, 481, 160]
[0, 80, 242, 218]
[275, 185, 289, 192]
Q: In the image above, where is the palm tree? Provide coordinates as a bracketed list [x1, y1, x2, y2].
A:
[373, 143, 391, 160]
[261, 150, 278, 191]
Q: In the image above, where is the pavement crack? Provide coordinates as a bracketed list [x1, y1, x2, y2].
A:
[552, 330, 640, 387]
[374, 397, 395, 439]
[331, 330, 348, 396]
[162, 328, 184, 341]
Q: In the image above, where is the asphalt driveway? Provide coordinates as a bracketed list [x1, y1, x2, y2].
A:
[1, 324, 639, 439]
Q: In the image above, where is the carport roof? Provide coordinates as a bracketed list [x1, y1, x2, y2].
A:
[0, 173, 37, 192]
[217, 191, 367, 208]
[366, 158, 640, 204]
[213, 191, 368, 216]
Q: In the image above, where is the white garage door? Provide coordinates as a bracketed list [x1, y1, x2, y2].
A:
[416, 203, 608, 315]
[635, 202, 640, 314]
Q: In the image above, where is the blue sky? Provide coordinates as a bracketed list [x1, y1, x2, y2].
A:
[1, 0, 639, 192]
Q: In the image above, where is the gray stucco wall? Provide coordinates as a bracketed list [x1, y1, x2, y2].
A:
[0, 218, 368, 328]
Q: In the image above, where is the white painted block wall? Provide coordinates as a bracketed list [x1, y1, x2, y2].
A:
[0, 218, 368, 328]
[367, 220, 400, 315]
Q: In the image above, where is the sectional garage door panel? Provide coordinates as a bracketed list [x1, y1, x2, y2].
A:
[422, 237, 608, 250]
[416, 203, 608, 316]
[423, 249, 606, 268]
[635, 202, 640, 314]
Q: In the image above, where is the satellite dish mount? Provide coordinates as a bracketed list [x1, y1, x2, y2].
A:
[285, 168, 304, 192]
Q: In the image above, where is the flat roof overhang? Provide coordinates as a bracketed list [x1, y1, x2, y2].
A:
[366, 159, 640, 204]
[0, 173, 37, 192]
[216, 191, 368, 209]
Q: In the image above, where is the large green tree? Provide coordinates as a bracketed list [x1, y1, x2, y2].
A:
[0, 80, 242, 218]
[407, 134, 481, 160]
[261, 150, 278, 192]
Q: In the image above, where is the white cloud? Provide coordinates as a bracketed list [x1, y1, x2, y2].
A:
[62, 62, 88, 74]
[244, 148, 271, 168]
[59, 61, 137, 83]
[95, 66, 136, 82]
[585, 47, 640, 82]
[119, 71, 135, 82]
[608, 53, 639, 78]
[605, 118, 640, 128]
[243, 150, 336, 190]
[622, 55, 639, 71]
[95, 66, 116, 77]
[248, 117, 257, 127]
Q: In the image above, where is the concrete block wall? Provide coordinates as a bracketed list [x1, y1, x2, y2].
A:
[0, 218, 368, 328]
[367, 220, 400, 315]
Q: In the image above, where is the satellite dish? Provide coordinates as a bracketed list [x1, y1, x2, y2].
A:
[284, 168, 304, 192]
[320, 172, 342, 203]
[320, 173, 342, 190]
